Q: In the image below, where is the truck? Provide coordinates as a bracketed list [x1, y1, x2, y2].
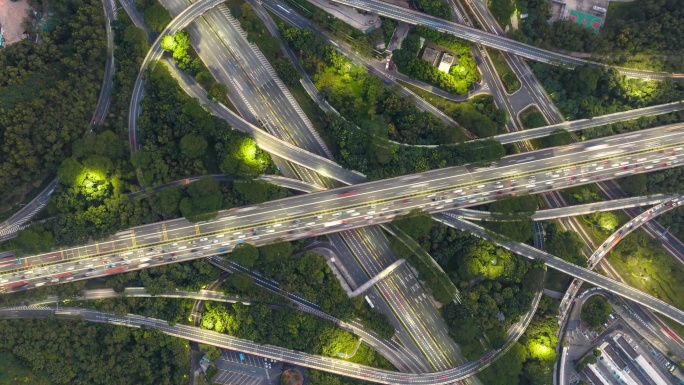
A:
[104, 266, 128, 275]
[139, 257, 151, 263]
[54, 271, 74, 279]
[364, 295, 375, 309]
[217, 247, 228, 252]
[323, 220, 344, 228]
[5, 280, 28, 289]
[337, 189, 358, 198]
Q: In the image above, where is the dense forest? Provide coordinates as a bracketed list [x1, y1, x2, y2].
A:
[279, 25, 505, 178]
[135, 63, 276, 186]
[515, 0, 684, 72]
[0, 5, 286, 251]
[0, 318, 188, 385]
[0, 0, 107, 209]
[392, 26, 480, 96]
[478, 296, 561, 385]
[280, 23, 463, 146]
[201, 302, 394, 369]
[388, 212, 544, 357]
[532, 64, 684, 120]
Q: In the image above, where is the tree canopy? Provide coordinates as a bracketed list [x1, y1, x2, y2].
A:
[581, 296, 613, 330]
[0, 0, 107, 207]
[0, 318, 188, 385]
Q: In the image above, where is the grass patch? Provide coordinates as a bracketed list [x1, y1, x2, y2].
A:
[606, 229, 684, 310]
[343, 342, 396, 370]
[288, 81, 323, 127]
[397, 80, 463, 116]
[486, 48, 520, 93]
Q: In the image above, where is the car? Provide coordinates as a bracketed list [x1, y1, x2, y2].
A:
[495, 190, 502, 194]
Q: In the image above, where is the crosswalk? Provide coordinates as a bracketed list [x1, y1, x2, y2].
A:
[0, 204, 47, 236]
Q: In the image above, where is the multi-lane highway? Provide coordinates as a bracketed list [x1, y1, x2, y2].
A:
[492, 101, 684, 144]
[127, 0, 366, 185]
[161, 0, 462, 370]
[1, 127, 683, 323]
[3, 124, 681, 274]
[454, 194, 676, 221]
[330, 0, 683, 80]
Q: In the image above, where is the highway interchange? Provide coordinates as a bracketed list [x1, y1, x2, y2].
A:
[1, 0, 684, 383]
[2, 126, 684, 315]
[330, 0, 684, 80]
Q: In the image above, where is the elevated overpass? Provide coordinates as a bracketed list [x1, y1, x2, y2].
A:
[1, 125, 682, 276]
[1, 128, 683, 326]
[330, 0, 683, 80]
[558, 196, 683, 323]
[454, 194, 676, 221]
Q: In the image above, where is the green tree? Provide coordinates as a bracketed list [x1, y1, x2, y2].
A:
[15, 223, 54, 254]
[228, 244, 259, 267]
[179, 133, 208, 159]
[198, 343, 222, 361]
[143, 2, 171, 33]
[224, 272, 255, 294]
[207, 82, 228, 103]
[577, 66, 599, 95]
[179, 176, 223, 221]
[523, 111, 547, 129]
[158, 186, 182, 217]
[273, 58, 301, 86]
[582, 296, 612, 330]
[589, 211, 619, 232]
[160, 34, 176, 52]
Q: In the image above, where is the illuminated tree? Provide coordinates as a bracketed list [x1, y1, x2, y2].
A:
[590, 211, 619, 232]
[160, 34, 176, 52]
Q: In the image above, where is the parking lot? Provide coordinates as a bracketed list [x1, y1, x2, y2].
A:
[210, 349, 282, 385]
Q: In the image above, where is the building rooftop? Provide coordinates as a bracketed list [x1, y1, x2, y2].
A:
[421, 47, 439, 66]
[603, 344, 627, 370]
[438, 52, 455, 73]
[614, 335, 638, 359]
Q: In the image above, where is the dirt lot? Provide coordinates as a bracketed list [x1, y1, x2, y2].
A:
[0, 0, 29, 46]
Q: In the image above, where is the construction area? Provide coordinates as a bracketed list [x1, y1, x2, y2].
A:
[0, 0, 30, 48]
